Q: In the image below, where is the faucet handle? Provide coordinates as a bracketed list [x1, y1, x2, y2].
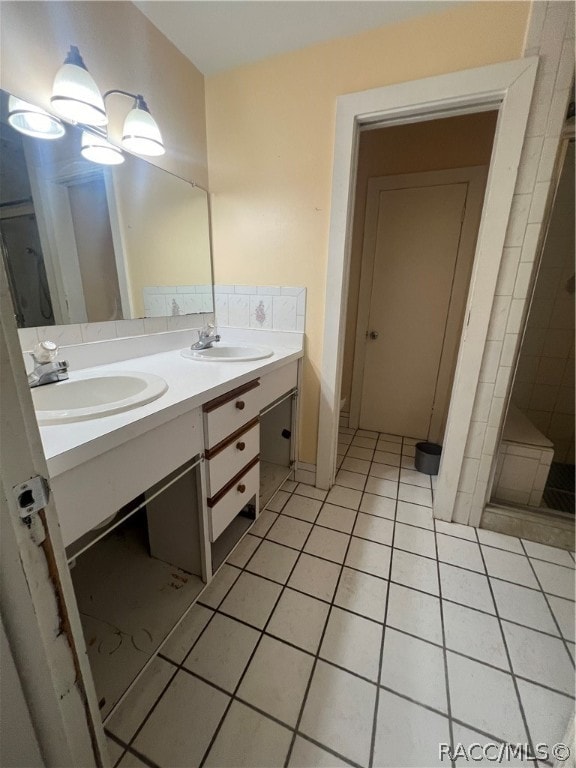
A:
[31, 340, 58, 363]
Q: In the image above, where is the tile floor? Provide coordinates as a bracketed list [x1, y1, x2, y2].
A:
[106, 428, 575, 768]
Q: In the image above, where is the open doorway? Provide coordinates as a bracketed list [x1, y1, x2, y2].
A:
[341, 113, 497, 448]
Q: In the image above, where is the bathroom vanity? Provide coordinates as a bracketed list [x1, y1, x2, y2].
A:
[35, 332, 302, 718]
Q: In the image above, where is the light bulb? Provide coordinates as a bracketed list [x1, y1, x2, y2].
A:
[51, 46, 107, 127]
[122, 100, 165, 156]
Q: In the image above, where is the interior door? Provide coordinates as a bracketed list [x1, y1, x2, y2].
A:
[359, 181, 468, 438]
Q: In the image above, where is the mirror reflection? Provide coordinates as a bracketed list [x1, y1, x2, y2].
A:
[0, 89, 214, 328]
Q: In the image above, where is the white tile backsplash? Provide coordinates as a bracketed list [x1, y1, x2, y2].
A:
[216, 285, 307, 332]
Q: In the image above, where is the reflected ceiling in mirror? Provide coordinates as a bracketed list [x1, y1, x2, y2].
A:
[0, 89, 214, 328]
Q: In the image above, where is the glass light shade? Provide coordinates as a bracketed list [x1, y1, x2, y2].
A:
[122, 106, 165, 156]
[51, 62, 107, 126]
[7, 96, 65, 139]
[81, 131, 124, 165]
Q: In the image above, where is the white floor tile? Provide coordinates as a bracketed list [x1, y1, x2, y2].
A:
[352, 436, 377, 449]
[316, 503, 356, 534]
[403, 444, 416, 457]
[435, 519, 477, 541]
[374, 689, 450, 768]
[267, 588, 330, 653]
[300, 660, 377, 767]
[106, 738, 124, 766]
[219, 572, 282, 629]
[357, 429, 378, 438]
[517, 679, 576, 752]
[289, 736, 350, 767]
[339, 427, 355, 436]
[326, 485, 362, 510]
[353, 512, 394, 546]
[531, 559, 575, 599]
[295, 484, 328, 501]
[447, 653, 527, 744]
[373, 450, 401, 467]
[183, 614, 259, 692]
[335, 469, 366, 491]
[502, 621, 575, 695]
[334, 567, 389, 623]
[386, 583, 443, 644]
[347, 445, 374, 461]
[227, 534, 261, 568]
[522, 540, 575, 568]
[394, 522, 436, 558]
[132, 671, 229, 767]
[281, 479, 298, 493]
[398, 482, 433, 507]
[204, 700, 292, 768]
[400, 468, 431, 488]
[288, 554, 341, 602]
[304, 526, 350, 563]
[365, 476, 398, 499]
[482, 548, 539, 589]
[266, 515, 312, 549]
[238, 635, 314, 726]
[547, 594, 575, 642]
[160, 604, 214, 663]
[396, 501, 434, 530]
[491, 579, 558, 635]
[246, 539, 299, 583]
[107, 657, 175, 742]
[199, 564, 241, 608]
[439, 563, 495, 614]
[477, 528, 523, 553]
[437, 533, 485, 573]
[369, 462, 400, 481]
[339, 432, 353, 445]
[401, 456, 416, 470]
[341, 456, 371, 475]
[360, 493, 396, 520]
[380, 628, 447, 713]
[267, 490, 291, 512]
[117, 751, 149, 767]
[281, 494, 322, 523]
[451, 724, 534, 768]
[320, 607, 382, 681]
[391, 549, 439, 596]
[443, 601, 509, 670]
[379, 432, 402, 444]
[251, 509, 278, 537]
[376, 439, 402, 454]
[345, 536, 391, 579]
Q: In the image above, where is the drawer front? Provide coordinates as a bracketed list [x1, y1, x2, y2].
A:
[204, 381, 261, 448]
[208, 462, 259, 542]
[259, 361, 298, 408]
[206, 422, 260, 497]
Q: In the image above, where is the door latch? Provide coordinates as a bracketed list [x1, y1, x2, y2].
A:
[13, 475, 50, 519]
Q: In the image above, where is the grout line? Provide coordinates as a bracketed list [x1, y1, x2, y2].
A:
[518, 539, 576, 671]
[474, 527, 539, 761]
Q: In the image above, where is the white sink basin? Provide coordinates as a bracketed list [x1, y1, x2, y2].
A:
[181, 343, 273, 362]
[32, 371, 168, 425]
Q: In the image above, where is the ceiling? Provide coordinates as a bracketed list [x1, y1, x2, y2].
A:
[135, 1, 461, 76]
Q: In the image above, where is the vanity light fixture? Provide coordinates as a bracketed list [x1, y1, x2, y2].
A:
[80, 130, 124, 165]
[7, 95, 65, 140]
[50, 46, 165, 157]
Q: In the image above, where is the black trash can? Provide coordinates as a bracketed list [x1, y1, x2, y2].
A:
[415, 442, 442, 475]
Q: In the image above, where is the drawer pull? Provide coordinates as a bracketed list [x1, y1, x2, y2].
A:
[237, 483, 246, 493]
[235, 400, 245, 410]
[236, 441, 246, 451]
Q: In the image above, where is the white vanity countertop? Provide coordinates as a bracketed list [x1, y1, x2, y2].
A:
[40, 333, 303, 477]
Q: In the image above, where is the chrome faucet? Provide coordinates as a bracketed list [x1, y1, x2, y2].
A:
[28, 341, 69, 388]
[190, 323, 221, 350]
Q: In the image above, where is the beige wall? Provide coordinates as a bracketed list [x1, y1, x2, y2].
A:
[342, 111, 499, 406]
[205, 2, 530, 463]
[0, 1, 208, 187]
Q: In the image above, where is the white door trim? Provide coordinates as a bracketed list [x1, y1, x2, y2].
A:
[316, 57, 538, 511]
[349, 166, 488, 435]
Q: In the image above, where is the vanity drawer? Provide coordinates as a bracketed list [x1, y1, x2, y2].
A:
[203, 379, 260, 448]
[208, 458, 259, 541]
[206, 420, 259, 497]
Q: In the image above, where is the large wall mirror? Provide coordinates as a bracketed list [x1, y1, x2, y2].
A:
[0, 89, 214, 328]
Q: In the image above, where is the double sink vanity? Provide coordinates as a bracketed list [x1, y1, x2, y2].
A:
[33, 330, 302, 719]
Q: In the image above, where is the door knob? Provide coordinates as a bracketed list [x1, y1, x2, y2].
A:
[368, 330, 379, 340]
